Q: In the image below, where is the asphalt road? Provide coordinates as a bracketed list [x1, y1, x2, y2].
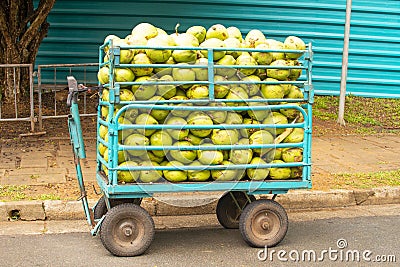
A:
[0, 214, 398, 266]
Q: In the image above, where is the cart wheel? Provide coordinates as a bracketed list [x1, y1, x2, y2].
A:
[216, 191, 256, 229]
[100, 203, 155, 256]
[94, 196, 143, 220]
[239, 199, 288, 248]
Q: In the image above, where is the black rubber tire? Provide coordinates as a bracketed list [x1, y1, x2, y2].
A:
[216, 191, 256, 229]
[239, 199, 288, 248]
[99, 203, 155, 257]
[94, 196, 143, 220]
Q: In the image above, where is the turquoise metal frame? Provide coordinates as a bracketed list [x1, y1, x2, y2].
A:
[95, 42, 314, 200]
[67, 77, 94, 227]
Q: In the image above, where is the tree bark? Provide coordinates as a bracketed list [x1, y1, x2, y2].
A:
[0, 0, 55, 103]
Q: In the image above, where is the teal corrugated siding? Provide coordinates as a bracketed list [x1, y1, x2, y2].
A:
[36, 0, 400, 97]
[345, 1, 400, 98]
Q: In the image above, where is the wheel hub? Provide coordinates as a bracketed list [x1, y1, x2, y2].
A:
[114, 219, 140, 245]
[261, 221, 270, 230]
[252, 210, 280, 239]
[122, 225, 133, 237]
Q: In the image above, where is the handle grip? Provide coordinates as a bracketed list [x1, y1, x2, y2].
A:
[66, 76, 102, 107]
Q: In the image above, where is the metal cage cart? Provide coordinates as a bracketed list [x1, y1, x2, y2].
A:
[67, 41, 313, 256]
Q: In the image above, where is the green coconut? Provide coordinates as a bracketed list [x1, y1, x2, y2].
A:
[187, 161, 211, 182]
[169, 141, 197, 164]
[117, 161, 140, 183]
[163, 161, 188, 182]
[247, 157, 269, 180]
[269, 160, 291, 180]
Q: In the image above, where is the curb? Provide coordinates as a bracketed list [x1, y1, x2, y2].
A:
[1, 187, 399, 221]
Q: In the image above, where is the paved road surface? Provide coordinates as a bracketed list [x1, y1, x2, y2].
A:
[0, 208, 398, 266]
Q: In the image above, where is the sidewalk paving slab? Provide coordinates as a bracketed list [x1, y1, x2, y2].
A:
[313, 135, 400, 173]
[56, 140, 97, 182]
[0, 167, 66, 185]
[43, 200, 96, 220]
[0, 201, 45, 222]
[0, 159, 17, 169]
[274, 189, 355, 210]
[20, 155, 49, 169]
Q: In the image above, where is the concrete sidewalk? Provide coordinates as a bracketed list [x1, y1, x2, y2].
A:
[2, 134, 400, 184]
[312, 135, 400, 173]
[1, 134, 400, 221]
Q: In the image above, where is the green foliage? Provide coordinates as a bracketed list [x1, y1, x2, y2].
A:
[0, 185, 61, 201]
[313, 95, 338, 110]
[313, 95, 400, 134]
[333, 169, 400, 189]
[35, 194, 61, 201]
[0, 185, 28, 201]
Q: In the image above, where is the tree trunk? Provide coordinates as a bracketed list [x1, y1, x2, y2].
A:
[0, 0, 56, 103]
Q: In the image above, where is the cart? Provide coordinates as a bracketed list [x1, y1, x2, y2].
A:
[67, 41, 313, 256]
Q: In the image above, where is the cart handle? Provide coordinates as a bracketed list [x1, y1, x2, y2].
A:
[67, 76, 102, 107]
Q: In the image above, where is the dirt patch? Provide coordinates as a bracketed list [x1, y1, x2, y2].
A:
[312, 117, 354, 136]
[0, 91, 98, 139]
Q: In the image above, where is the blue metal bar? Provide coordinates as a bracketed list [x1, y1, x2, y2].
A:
[108, 44, 307, 54]
[212, 80, 305, 85]
[69, 103, 86, 159]
[74, 158, 92, 225]
[97, 136, 108, 147]
[111, 46, 120, 66]
[305, 103, 313, 183]
[114, 102, 307, 116]
[98, 176, 311, 195]
[108, 113, 119, 186]
[119, 63, 306, 70]
[117, 80, 209, 86]
[118, 142, 303, 152]
[90, 216, 105, 236]
[117, 123, 305, 130]
[207, 48, 215, 100]
[115, 80, 306, 86]
[100, 98, 306, 105]
[68, 100, 92, 227]
[113, 162, 308, 172]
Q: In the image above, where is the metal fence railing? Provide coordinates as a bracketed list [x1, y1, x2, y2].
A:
[36, 63, 99, 131]
[0, 64, 35, 133]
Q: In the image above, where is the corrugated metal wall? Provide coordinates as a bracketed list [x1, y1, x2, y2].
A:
[36, 0, 400, 97]
[346, 1, 400, 98]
